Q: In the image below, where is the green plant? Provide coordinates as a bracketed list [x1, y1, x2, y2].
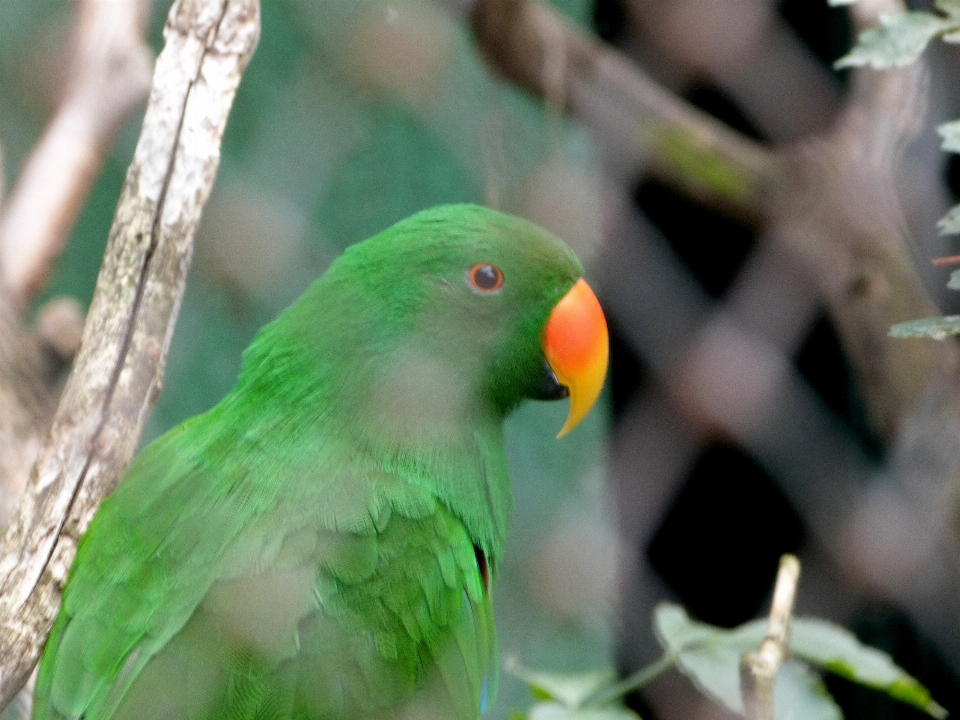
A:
[507, 557, 945, 720]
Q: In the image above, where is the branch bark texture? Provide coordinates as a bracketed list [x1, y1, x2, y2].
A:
[0, 0, 260, 706]
[0, 0, 151, 546]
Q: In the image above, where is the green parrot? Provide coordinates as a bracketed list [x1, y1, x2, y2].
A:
[31, 204, 609, 720]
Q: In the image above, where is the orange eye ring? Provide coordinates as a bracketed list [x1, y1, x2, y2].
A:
[467, 263, 504, 294]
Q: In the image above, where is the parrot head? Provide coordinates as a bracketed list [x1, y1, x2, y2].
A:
[240, 204, 608, 444]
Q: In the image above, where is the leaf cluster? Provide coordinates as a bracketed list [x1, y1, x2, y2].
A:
[507, 604, 945, 720]
[832, 0, 960, 69]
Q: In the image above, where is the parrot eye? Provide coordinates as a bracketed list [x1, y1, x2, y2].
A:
[466, 263, 504, 294]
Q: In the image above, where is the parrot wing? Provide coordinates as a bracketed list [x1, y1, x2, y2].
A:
[33, 421, 496, 720]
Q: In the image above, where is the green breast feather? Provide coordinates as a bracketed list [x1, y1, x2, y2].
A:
[32, 204, 605, 720]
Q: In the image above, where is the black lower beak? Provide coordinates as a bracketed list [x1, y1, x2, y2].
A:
[537, 358, 570, 401]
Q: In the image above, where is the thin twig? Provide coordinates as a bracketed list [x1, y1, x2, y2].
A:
[740, 554, 801, 720]
[580, 653, 676, 708]
[931, 255, 960, 268]
[0, 0, 260, 707]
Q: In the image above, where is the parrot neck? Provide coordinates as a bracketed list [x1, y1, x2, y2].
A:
[362, 418, 514, 563]
[349, 343, 515, 559]
[230, 331, 515, 563]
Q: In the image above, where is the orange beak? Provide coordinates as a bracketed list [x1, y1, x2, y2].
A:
[542, 279, 609, 438]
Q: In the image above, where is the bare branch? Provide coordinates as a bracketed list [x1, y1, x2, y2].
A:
[469, 0, 780, 221]
[0, 0, 153, 311]
[0, 0, 151, 540]
[740, 555, 801, 720]
[0, 0, 260, 705]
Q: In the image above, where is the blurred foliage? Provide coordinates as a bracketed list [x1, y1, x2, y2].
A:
[655, 604, 944, 720]
[506, 603, 945, 720]
[889, 314, 960, 340]
[507, 662, 641, 720]
[0, 0, 613, 717]
[833, 8, 959, 70]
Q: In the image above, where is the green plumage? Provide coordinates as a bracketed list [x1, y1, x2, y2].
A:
[32, 204, 584, 720]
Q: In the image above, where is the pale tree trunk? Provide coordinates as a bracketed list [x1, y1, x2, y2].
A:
[0, 0, 260, 710]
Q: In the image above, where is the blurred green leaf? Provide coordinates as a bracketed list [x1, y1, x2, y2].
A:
[654, 603, 760, 652]
[936, 0, 960, 20]
[506, 661, 643, 719]
[768, 662, 842, 720]
[654, 604, 764, 715]
[938, 120, 960, 153]
[506, 663, 617, 707]
[835, 12, 955, 69]
[938, 203, 960, 235]
[890, 315, 960, 339]
[791, 619, 947, 718]
[529, 702, 640, 720]
[828, 0, 859, 5]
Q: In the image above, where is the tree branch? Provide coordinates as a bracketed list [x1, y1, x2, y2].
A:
[0, 0, 151, 545]
[740, 554, 801, 720]
[0, 0, 154, 312]
[0, 0, 260, 706]
[469, 0, 780, 222]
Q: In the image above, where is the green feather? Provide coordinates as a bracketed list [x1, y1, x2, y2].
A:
[33, 204, 585, 720]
